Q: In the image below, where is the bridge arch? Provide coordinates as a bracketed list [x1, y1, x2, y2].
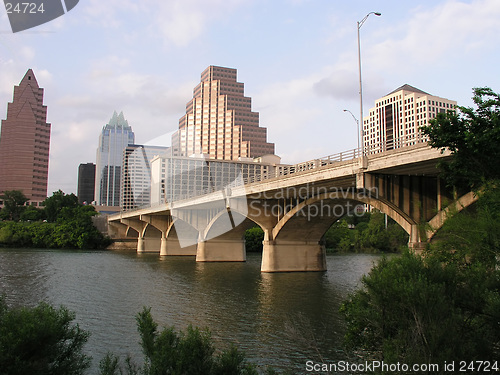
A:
[426, 191, 478, 241]
[142, 223, 162, 238]
[203, 207, 262, 242]
[196, 205, 266, 262]
[165, 217, 199, 247]
[126, 227, 139, 238]
[271, 190, 417, 244]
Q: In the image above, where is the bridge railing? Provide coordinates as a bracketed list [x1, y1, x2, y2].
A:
[240, 133, 428, 186]
[363, 132, 428, 155]
[272, 148, 359, 178]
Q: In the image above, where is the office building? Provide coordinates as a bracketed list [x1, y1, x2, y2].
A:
[95, 111, 134, 207]
[171, 66, 275, 160]
[121, 144, 169, 211]
[150, 154, 282, 205]
[363, 84, 457, 153]
[0, 69, 51, 206]
[77, 163, 96, 205]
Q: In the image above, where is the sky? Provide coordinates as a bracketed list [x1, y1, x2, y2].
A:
[1, 0, 499, 195]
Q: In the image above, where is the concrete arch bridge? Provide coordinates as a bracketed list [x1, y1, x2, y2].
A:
[107, 142, 476, 272]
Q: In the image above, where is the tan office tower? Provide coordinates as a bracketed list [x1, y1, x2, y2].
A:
[0, 69, 51, 206]
[172, 66, 275, 160]
[363, 84, 456, 154]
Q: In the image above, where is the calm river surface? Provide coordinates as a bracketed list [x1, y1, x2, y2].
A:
[0, 249, 382, 374]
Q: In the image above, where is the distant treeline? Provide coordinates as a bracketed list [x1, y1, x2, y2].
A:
[0, 190, 111, 249]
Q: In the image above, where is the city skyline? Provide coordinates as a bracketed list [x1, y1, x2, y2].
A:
[1, 0, 499, 195]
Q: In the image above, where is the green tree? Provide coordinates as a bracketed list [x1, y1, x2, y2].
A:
[136, 307, 258, 375]
[43, 190, 79, 222]
[324, 212, 407, 253]
[245, 226, 264, 252]
[421, 87, 500, 190]
[0, 297, 91, 375]
[323, 219, 352, 252]
[101, 307, 260, 375]
[20, 205, 44, 221]
[0, 198, 110, 249]
[0, 190, 28, 221]
[340, 252, 500, 371]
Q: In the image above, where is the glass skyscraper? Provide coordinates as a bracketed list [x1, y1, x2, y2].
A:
[95, 111, 134, 206]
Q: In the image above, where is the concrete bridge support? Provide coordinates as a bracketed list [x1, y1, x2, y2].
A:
[160, 238, 197, 256]
[196, 213, 255, 262]
[121, 218, 147, 253]
[196, 239, 246, 262]
[261, 240, 326, 272]
[162, 220, 199, 256]
[257, 196, 344, 272]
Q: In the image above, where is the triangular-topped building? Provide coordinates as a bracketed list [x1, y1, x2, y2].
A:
[0, 69, 51, 206]
[171, 66, 275, 160]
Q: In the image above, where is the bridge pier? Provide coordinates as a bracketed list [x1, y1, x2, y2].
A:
[407, 224, 426, 254]
[137, 235, 145, 253]
[196, 239, 246, 262]
[261, 240, 326, 272]
[408, 241, 426, 254]
[160, 237, 197, 256]
[160, 235, 167, 255]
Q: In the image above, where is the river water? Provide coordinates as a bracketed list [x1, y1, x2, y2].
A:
[0, 249, 382, 374]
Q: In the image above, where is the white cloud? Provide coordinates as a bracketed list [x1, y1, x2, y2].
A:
[18, 46, 35, 60]
[81, 0, 142, 28]
[36, 69, 52, 84]
[368, 0, 500, 72]
[253, 69, 361, 163]
[150, 0, 248, 47]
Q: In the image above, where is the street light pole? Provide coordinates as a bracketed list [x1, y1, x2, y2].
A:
[357, 11, 381, 156]
[343, 109, 359, 155]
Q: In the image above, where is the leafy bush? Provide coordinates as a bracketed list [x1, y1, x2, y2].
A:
[0, 297, 91, 375]
[341, 252, 500, 370]
[100, 307, 260, 375]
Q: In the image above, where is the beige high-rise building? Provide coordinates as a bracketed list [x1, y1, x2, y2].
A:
[363, 84, 456, 154]
[172, 66, 275, 160]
